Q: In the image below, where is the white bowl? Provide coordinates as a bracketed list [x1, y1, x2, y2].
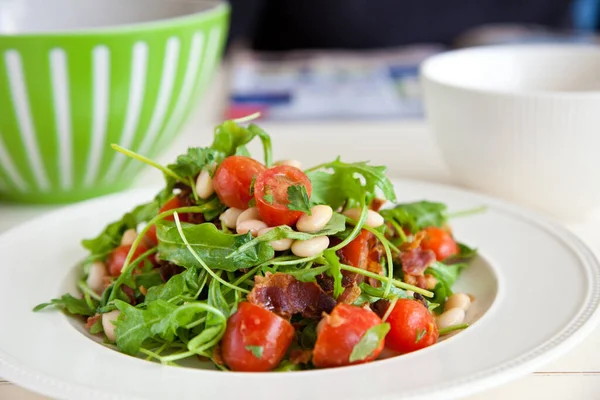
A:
[421, 44, 600, 220]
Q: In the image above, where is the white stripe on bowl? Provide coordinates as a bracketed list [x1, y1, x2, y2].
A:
[49, 48, 73, 190]
[4, 50, 50, 191]
[0, 132, 28, 192]
[104, 41, 148, 183]
[157, 32, 204, 150]
[84, 45, 110, 187]
[156, 27, 222, 152]
[126, 36, 181, 176]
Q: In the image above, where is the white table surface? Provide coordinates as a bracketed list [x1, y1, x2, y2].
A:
[2, 67, 600, 400]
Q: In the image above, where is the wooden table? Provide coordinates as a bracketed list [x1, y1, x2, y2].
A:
[2, 69, 600, 399]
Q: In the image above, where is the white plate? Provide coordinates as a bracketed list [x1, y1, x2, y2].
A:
[1, 180, 599, 400]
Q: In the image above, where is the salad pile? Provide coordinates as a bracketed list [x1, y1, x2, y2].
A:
[36, 115, 478, 372]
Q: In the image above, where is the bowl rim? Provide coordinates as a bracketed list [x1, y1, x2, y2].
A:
[0, 0, 228, 38]
[420, 43, 600, 99]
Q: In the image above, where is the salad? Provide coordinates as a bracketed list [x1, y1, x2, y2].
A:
[36, 115, 478, 372]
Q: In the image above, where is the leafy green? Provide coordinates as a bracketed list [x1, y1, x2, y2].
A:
[380, 201, 447, 234]
[348, 323, 390, 363]
[263, 193, 274, 204]
[425, 262, 468, 312]
[167, 147, 221, 180]
[415, 328, 427, 343]
[89, 318, 104, 334]
[287, 184, 312, 214]
[33, 294, 96, 316]
[445, 242, 478, 264]
[262, 265, 330, 283]
[245, 345, 264, 359]
[157, 222, 274, 272]
[274, 360, 303, 372]
[307, 158, 396, 210]
[211, 121, 272, 166]
[353, 282, 410, 305]
[82, 201, 158, 256]
[323, 250, 343, 298]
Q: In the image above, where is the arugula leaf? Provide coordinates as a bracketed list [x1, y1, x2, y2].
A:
[144, 273, 187, 303]
[211, 121, 273, 166]
[287, 184, 312, 214]
[444, 242, 478, 264]
[207, 276, 230, 328]
[261, 265, 330, 283]
[323, 250, 343, 298]
[245, 345, 264, 359]
[380, 201, 447, 234]
[424, 262, 468, 312]
[33, 294, 96, 316]
[82, 201, 158, 256]
[353, 282, 410, 305]
[298, 323, 318, 349]
[157, 222, 274, 271]
[89, 318, 104, 334]
[167, 147, 221, 180]
[348, 323, 390, 363]
[307, 158, 396, 210]
[274, 360, 303, 372]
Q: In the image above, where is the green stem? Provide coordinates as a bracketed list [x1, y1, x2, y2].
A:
[188, 176, 199, 203]
[78, 280, 102, 301]
[339, 263, 433, 298]
[248, 124, 272, 167]
[159, 350, 196, 363]
[221, 264, 262, 296]
[111, 144, 186, 183]
[233, 112, 261, 123]
[387, 219, 408, 244]
[447, 206, 487, 219]
[304, 162, 330, 173]
[438, 323, 469, 335]
[330, 204, 368, 252]
[107, 206, 210, 303]
[173, 213, 249, 294]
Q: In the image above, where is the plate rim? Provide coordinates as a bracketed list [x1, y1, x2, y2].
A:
[1, 179, 599, 400]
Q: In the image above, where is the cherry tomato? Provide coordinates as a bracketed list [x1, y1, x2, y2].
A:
[144, 196, 190, 245]
[385, 299, 438, 353]
[254, 165, 312, 226]
[221, 302, 295, 372]
[213, 156, 266, 210]
[419, 226, 459, 261]
[107, 244, 150, 277]
[338, 229, 373, 268]
[312, 304, 384, 368]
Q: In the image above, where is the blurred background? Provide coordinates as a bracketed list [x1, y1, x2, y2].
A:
[223, 0, 600, 120]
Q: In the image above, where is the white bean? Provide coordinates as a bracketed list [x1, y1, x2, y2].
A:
[343, 208, 385, 228]
[291, 236, 330, 257]
[258, 227, 293, 251]
[236, 207, 260, 225]
[237, 219, 268, 236]
[444, 293, 472, 312]
[296, 205, 333, 233]
[102, 310, 121, 342]
[274, 159, 302, 169]
[436, 308, 465, 330]
[86, 261, 107, 294]
[220, 208, 243, 229]
[120, 229, 138, 246]
[195, 169, 214, 199]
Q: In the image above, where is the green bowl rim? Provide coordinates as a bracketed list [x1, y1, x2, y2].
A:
[0, 1, 229, 38]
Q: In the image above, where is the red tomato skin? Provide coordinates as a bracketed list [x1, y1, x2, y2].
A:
[107, 244, 149, 277]
[385, 299, 438, 353]
[312, 304, 384, 368]
[420, 227, 459, 261]
[338, 229, 373, 268]
[144, 196, 194, 245]
[254, 165, 313, 227]
[221, 302, 295, 372]
[213, 156, 267, 210]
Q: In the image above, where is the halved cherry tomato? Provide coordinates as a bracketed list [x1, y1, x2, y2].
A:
[385, 299, 438, 353]
[420, 226, 459, 261]
[107, 244, 150, 277]
[213, 156, 266, 210]
[254, 165, 312, 227]
[312, 304, 384, 368]
[144, 196, 190, 245]
[221, 302, 295, 372]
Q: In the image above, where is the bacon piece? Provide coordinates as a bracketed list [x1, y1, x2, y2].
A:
[248, 273, 337, 319]
[289, 349, 312, 365]
[337, 283, 362, 304]
[400, 248, 436, 276]
[85, 314, 101, 331]
[369, 198, 386, 212]
[401, 230, 427, 251]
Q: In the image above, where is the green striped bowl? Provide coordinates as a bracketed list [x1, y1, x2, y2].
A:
[0, 0, 229, 203]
